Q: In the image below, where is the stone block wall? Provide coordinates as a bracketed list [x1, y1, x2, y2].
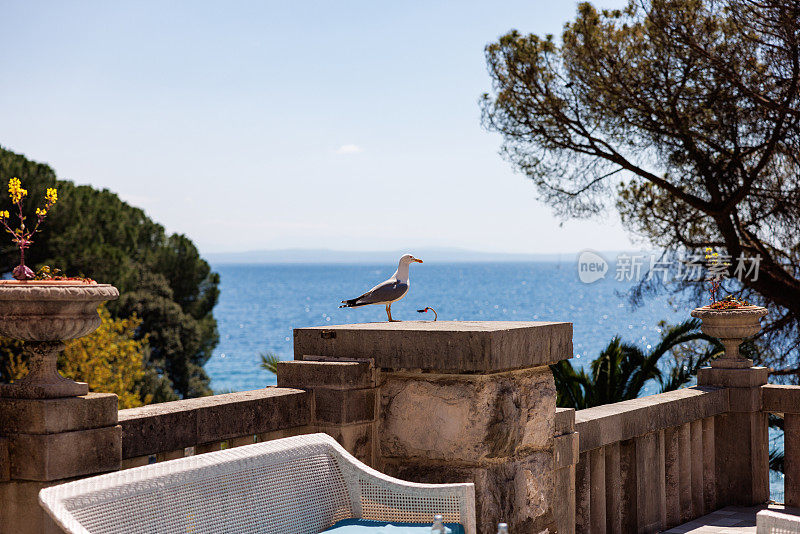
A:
[277, 359, 379, 465]
[378, 367, 557, 532]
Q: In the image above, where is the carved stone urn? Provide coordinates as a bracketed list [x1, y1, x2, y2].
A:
[0, 281, 119, 398]
[690, 305, 768, 368]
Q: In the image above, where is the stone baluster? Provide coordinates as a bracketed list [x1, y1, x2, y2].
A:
[575, 451, 591, 533]
[785, 414, 800, 507]
[636, 430, 666, 534]
[589, 447, 607, 533]
[603, 442, 621, 534]
[617, 439, 638, 532]
[664, 426, 681, 528]
[690, 419, 705, 516]
[702, 416, 717, 513]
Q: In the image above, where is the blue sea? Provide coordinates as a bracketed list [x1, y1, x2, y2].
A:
[206, 261, 688, 392]
[205, 261, 784, 500]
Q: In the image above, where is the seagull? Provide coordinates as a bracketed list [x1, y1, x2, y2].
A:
[339, 254, 423, 322]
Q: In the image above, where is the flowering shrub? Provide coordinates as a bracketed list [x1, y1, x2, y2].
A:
[708, 295, 752, 310]
[33, 265, 94, 283]
[0, 178, 58, 280]
[703, 247, 750, 309]
[704, 247, 728, 303]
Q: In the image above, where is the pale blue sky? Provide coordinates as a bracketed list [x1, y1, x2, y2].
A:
[0, 0, 635, 255]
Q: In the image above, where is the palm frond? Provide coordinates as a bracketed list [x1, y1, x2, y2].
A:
[260, 352, 281, 375]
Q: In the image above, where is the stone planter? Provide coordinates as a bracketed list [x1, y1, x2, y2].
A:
[690, 305, 768, 368]
[0, 281, 119, 398]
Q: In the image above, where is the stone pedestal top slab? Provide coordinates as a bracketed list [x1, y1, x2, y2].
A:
[293, 320, 572, 373]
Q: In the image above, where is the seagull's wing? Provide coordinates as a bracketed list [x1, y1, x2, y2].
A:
[340, 279, 409, 307]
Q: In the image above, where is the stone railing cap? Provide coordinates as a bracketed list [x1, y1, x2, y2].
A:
[293, 320, 572, 372]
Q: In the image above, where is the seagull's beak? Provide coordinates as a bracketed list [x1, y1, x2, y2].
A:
[413, 258, 423, 263]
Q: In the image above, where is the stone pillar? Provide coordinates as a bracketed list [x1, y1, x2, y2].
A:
[697, 366, 769, 506]
[276, 358, 379, 466]
[0, 393, 121, 534]
[293, 321, 572, 534]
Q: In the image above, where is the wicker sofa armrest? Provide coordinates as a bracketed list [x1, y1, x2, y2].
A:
[757, 509, 800, 534]
[329, 442, 476, 534]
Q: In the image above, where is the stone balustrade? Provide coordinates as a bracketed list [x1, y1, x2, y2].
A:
[762, 384, 800, 507]
[572, 387, 728, 533]
[0, 320, 796, 534]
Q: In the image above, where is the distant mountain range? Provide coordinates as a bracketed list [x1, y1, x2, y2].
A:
[204, 247, 625, 264]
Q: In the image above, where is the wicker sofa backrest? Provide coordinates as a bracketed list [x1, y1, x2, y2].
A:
[40, 434, 356, 534]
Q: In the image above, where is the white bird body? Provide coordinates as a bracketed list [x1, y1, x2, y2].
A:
[339, 254, 423, 321]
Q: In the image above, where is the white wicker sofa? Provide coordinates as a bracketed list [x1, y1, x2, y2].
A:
[39, 433, 476, 534]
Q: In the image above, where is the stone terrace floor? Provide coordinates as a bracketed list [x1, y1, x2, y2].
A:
[665, 505, 795, 533]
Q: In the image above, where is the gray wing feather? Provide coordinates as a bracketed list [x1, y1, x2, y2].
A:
[352, 280, 409, 305]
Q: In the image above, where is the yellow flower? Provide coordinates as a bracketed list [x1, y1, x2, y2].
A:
[0, 210, 8, 219]
[35, 208, 46, 217]
[8, 178, 27, 204]
[45, 188, 58, 204]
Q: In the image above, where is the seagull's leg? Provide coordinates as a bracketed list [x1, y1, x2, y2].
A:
[386, 303, 399, 322]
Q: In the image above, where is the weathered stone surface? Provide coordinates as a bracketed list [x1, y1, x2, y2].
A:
[555, 407, 575, 435]
[575, 386, 728, 452]
[554, 431, 579, 470]
[698, 366, 769, 388]
[728, 387, 763, 412]
[713, 410, 770, 505]
[762, 384, 800, 414]
[313, 387, 376, 424]
[294, 321, 572, 372]
[554, 463, 576, 534]
[0, 479, 64, 534]
[277, 359, 376, 389]
[9, 425, 121, 481]
[256, 424, 314, 444]
[119, 388, 310, 459]
[0, 437, 8, 482]
[0, 393, 118, 435]
[317, 422, 375, 466]
[380, 367, 555, 462]
[511, 453, 556, 533]
[384, 453, 555, 534]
